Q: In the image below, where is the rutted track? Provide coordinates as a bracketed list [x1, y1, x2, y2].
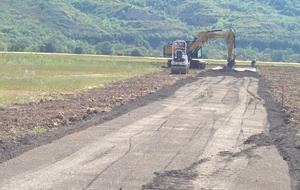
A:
[0, 71, 292, 189]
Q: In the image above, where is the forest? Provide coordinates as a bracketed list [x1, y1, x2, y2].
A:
[0, 0, 299, 62]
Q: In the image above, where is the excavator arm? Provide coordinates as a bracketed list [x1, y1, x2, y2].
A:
[226, 28, 236, 68]
[187, 28, 236, 68]
[187, 29, 226, 52]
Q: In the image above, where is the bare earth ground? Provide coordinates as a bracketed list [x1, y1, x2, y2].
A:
[0, 65, 300, 189]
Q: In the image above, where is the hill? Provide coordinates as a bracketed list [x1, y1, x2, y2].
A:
[0, 0, 299, 62]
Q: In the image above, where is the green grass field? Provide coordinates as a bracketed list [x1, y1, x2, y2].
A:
[0, 53, 165, 106]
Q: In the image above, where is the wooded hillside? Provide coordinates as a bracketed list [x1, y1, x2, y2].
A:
[0, 0, 299, 62]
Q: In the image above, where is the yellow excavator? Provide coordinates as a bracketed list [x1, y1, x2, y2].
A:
[163, 28, 236, 71]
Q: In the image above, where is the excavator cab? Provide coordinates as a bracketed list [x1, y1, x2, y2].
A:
[197, 47, 202, 58]
[186, 41, 203, 59]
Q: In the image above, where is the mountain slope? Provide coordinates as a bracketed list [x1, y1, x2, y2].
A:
[0, 0, 299, 62]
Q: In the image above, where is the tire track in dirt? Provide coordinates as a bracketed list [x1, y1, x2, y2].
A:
[144, 74, 290, 190]
[84, 130, 145, 189]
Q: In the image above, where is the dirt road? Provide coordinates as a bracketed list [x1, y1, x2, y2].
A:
[0, 71, 291, 189]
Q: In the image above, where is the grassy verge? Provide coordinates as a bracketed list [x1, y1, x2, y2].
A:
[0, 53, 164, 106]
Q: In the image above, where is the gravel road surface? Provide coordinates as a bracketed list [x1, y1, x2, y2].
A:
[0, 71, 291, 189]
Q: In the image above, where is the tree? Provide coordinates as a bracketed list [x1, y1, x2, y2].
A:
[95, 42, 114, 55]
[9, 43, 26, 52]
[271, 50, 283, 62]
[0, 42, 7, 51]
[130, 48, 143, 56]
[74, 47, 83, 54]
[39, 42, 57, 53]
